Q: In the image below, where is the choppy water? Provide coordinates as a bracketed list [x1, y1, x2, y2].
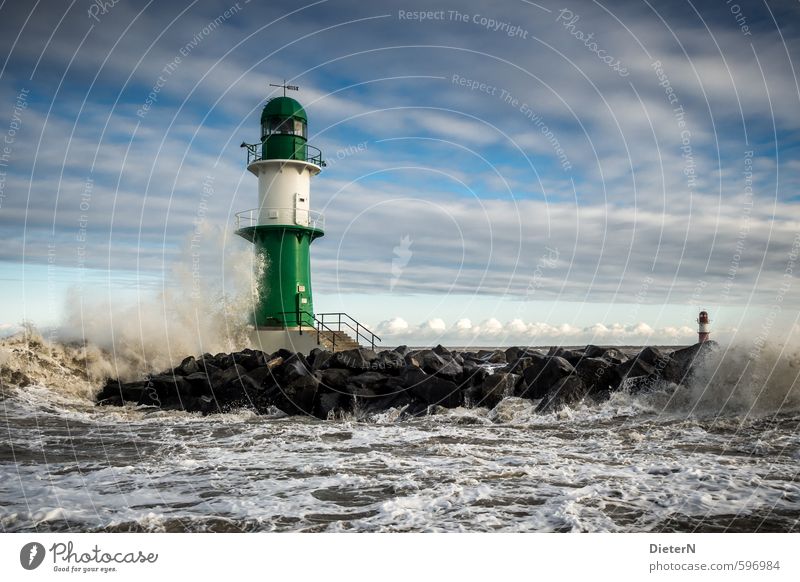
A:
[1, 336, 799, 532]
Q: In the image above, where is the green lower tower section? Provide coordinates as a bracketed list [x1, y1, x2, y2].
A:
[236, 224, 324, 328]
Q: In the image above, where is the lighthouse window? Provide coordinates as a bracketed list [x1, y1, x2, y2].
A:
[267, 118, 293, 134]
[264, 117, 305, 136]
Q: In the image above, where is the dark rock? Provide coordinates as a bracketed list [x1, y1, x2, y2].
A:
[414, 349, 463, 379]
[663, 341, 718, 384]
[330, 348, 379, 370]
[518, 356, 575, 399]
[547, 347, 585, 365]
[319, 367, 353, 390]
[197, 360, 221, 378]
[97, 380, 152, 407]
[469, 372, 519, 408]
[147, 374, 193, 407]
[237, 350, 268, 371]
[477, 350, 506, 364]
[210, 363, 248, 387]
[315, 391, 345, 419]
[536, 376, 588, 413]
[374, 350, 406, 373]
[433, 344, 451, 356]
[402, 366, 461, 407]
[358, 390, 418, 416]
[393, 345, 411, 357]
[584, 345, 606, 358]
[240, 366, 274, 391]
[308, 348, 333, 371]
[617, 357, 657, 383]
[175, 356, 199, 376]
[183, 371, 212, 397]
[273, 348, 295, 361]
[504, 354, 543, 374]
[404, 351, 421, 367]
[575, 357, 623, 394]
[583, 345, 628, 364]
[505, 346, 521, 363]
[456, 360, 490, 390]
[345, 371, 391, 395]
[600, 348, 628, 365]
[638, 346, 668, 367]
[278, 373, 319, 416]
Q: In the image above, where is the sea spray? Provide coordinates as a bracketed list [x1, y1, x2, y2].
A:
[676, 335, 800, 416]
[57, 223, 259, 380]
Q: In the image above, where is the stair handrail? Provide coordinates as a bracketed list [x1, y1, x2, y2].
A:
[316, 312, 381, 350]
[276, 310, 381, 351]
[278, 309, 339, 352]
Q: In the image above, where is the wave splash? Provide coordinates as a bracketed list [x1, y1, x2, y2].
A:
[2, 332, 798, 421]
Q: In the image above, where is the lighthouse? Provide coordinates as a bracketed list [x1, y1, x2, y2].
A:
[235, 84, 380, 354]
[235, 85, 326, 353]
[697, 310, 711, 343]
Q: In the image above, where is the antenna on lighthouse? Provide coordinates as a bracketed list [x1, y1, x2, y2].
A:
[269, 80, 299, 97]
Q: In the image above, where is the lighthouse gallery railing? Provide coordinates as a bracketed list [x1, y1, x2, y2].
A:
[240, 141, 325, 166]
[235, 208, 325, 231]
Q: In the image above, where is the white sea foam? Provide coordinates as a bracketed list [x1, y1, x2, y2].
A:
[2, 333, 799, 532]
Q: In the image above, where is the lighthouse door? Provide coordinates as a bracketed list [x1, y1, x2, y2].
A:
[294, 192, 309, 226]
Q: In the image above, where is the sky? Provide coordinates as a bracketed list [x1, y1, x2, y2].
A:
[0, 0, 799, 348]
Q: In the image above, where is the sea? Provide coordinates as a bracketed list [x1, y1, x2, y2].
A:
[1, 332, 798, 533]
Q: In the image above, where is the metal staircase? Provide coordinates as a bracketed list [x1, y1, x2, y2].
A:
[285, 310, 381, 352]
[318, 330, 360, 352]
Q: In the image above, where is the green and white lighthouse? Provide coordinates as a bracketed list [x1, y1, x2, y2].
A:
[236, 84, 380, 354]
[236, 86, 327, 353]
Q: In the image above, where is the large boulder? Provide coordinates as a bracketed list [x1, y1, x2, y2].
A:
[456, 360, 490, 390]
[330, 348, 379, 371]
[174, 356, 199, 376]
[468, 372, 519, 408]
[209, 362, 248, 388]
[584, 345, 629, 365]
[547, 347, 584, 366]
[318, 367, 353, 391]
[517, 356, 575, 399]
[278, 374, 319, 416]
[402, 366, 461, 408]
[345, 371, 392, 396]
[616, 346, 673, 391]
[503, 354, 544, 374]
[374, 350, 406, 374]
[393, 345, 411, 357]
[574, 357, 623, 395]
[410, 349, 463, 379]
[663, 341, 718, 384]
[308, 348, 333, 371]
[536, 376, 588, 413]
[433, 344, 452, 356]
[477, 350, 506, 364]
[96, 380, 154, 407]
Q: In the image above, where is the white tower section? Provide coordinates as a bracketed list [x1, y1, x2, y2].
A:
[249, 159, 321, 227]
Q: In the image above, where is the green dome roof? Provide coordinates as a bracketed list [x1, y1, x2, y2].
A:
[261, 96, 307, 122]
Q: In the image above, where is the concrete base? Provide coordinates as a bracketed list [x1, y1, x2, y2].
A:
[250, 327, 321, 355]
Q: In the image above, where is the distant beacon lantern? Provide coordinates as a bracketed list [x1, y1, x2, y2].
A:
[697, 310, 711, 343]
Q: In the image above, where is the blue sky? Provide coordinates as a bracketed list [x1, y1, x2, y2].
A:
[1, 0, 799, 347]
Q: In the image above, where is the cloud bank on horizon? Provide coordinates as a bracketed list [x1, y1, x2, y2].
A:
[0, 0, 799, 345]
